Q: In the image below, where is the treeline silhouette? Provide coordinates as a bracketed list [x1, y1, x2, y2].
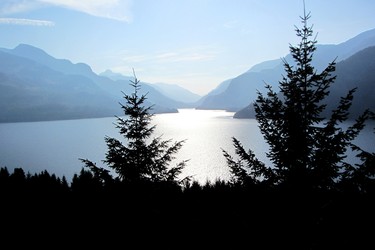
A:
[1, 165, 374, 248]
[1, 8, 375, 249]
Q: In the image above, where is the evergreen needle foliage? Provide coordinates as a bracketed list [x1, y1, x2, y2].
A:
[223, 9, 373, 192]
[80, 71, 189, 186]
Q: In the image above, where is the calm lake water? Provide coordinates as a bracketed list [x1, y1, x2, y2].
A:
[0, 109, 374, 184]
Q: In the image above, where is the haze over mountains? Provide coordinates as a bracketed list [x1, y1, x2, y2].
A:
[0, 44, 198, 122]
[199, 27, 375, 119]
[0, 27, 374, 123]
[100, 70, 201, 103]
[234, 44, 375, 119]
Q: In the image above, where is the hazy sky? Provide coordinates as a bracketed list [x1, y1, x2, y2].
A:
[0, 0, 374, 95]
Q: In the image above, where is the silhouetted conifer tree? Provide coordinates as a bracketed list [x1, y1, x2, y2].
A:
[223, 9, 371, 191]
[9, 167, 27, 192]
[80, 71, 188, 186]
[71, 168, 104, 193]
[341, 120, 375, 193]
[0, 167, 10, 194]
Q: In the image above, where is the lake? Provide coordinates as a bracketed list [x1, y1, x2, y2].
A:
[0, 109, 374, 184]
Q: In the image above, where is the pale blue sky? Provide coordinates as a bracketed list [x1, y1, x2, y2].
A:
[0, 0, 374, 95]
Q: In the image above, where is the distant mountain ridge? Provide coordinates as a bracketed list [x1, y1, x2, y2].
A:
[0, 44, 195, 123]
[234, 45, 375, 119]
[197, 28, 375, 116]
[0, 49, 117, 122]
[100, 70, 201, 104]
[1, 27, 374, 122]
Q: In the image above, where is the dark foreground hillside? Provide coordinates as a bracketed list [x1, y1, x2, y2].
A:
[1, 167, 374, 249]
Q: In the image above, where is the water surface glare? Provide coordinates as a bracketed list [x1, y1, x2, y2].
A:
[0, 109, 373, 184]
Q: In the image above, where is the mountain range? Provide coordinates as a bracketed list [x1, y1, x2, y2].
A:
[198, 28, 375, 119]
[0, 27, 374, 122]
[99, 70, 201, 103]
[0, 44, 199, 122]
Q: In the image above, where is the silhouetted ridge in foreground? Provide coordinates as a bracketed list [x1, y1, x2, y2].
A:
[0, 166, 374, 248]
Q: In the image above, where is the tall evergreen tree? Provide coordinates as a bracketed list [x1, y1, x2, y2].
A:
[223, 9, 371, 191]
[80, 71, 188, 186]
